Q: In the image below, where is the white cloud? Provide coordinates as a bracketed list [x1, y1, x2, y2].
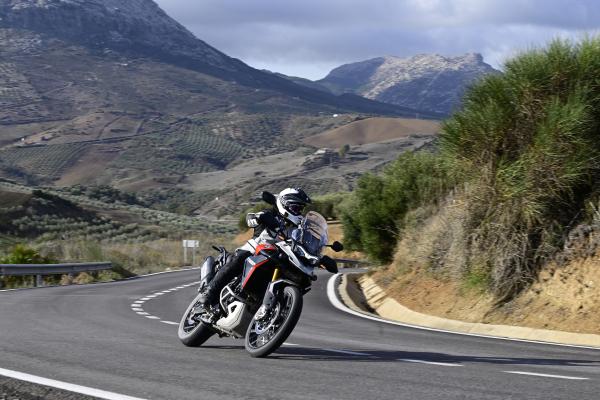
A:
[155, 0, 600, 79]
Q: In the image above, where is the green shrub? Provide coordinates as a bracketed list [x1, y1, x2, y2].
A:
[0, 244, 53, 264]
[342, 151, 454, 263]
[438, 38, 600, 300]
[306, 192, 350, 220]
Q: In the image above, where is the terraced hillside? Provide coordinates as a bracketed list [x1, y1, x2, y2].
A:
[0, 62, 49, 125]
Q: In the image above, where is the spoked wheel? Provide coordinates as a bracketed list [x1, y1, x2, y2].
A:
[245, 285, 303, 358]
[178, 292, 215, 347]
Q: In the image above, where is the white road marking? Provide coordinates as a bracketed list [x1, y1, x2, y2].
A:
[327, 274, 600, 352]
[400, 359, 463, 367]
[504, 371, 589, 380]
[130, 281, 198, 327]
[283, 342, 300, 346]
[322, 348, 371, 356]
[0, 367, 147, 400]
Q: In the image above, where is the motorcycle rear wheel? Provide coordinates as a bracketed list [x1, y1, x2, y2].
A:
[245, 285, 303, 358]
[178, 292, 215, 346]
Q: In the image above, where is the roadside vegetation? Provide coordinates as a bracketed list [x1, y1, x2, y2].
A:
[342, 37, 600, 302]
[0, 182, 231, 288]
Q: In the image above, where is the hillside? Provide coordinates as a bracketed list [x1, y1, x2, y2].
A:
[0, 179, 233, 277]
[340, 38, 600, 335]
[316, 53, 498, 115]
[0, 0, 440, 217]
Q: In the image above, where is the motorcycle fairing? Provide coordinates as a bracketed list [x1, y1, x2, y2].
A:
[242, 254, 271, 290]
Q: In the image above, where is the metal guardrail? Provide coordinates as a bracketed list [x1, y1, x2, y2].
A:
[0, 262, 113, 287]
[333, 258, 369, 268]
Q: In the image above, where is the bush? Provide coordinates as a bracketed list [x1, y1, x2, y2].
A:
[306, 192, 350, 220]
[438, 38, 600, 301]
[342, 151, 453, 263]
[0, 244, 53, 264]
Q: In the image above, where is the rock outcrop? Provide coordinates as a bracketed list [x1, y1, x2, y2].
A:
[318, 53, 499, 115]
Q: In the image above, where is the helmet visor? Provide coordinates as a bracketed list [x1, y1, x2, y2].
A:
[287, 202, 305, 216]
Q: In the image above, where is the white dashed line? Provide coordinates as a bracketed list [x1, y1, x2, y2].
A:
[400, 359, 463, 367]
[130, 281, 200, 326]
[283, 343, 300, 346]
[504, 371, 588, 380]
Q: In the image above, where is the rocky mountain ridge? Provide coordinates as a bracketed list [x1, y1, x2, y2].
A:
[313, 53, 499, 115]
[0, 0, 425, 116]
[0, 0, 230, 69]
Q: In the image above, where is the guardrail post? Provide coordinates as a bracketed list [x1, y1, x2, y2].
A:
[36, 274, 43, 287]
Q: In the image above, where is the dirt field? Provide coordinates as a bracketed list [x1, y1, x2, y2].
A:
[302, 117, 440, 148]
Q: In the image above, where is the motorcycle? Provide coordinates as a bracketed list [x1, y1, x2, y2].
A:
[177, 191, 342, 358]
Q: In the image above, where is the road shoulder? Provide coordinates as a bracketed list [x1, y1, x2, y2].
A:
[337, 272, 600, 349]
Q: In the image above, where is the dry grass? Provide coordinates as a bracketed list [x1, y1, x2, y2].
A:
[41, 237, 228, 276]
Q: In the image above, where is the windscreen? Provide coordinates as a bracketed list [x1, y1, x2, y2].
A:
[299, 211, 328, 257]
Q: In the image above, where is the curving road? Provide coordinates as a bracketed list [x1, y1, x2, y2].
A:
[1, 269, 600, 399]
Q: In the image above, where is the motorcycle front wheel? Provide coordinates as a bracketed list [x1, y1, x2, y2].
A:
[245, 285, 303, 358]
[178, 292, 215, 347]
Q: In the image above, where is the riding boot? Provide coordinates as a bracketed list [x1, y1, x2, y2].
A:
[200, 249, 251, 307]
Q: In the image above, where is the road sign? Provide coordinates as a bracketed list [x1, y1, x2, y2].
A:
[182, 240, 200, 266]
[182, 240, 199, 248]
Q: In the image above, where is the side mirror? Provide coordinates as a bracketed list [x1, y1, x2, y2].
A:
[330, 241, 344, 252]
[262, 191, 277, 206]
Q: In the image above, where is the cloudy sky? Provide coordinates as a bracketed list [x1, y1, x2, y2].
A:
[155, 0, 599, 80]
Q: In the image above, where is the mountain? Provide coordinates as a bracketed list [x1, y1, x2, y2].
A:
[262, 69, 331, 94]
[316, 53, 499, 115]
[0, 0, 431, 119]
[0, 0, 439, 217]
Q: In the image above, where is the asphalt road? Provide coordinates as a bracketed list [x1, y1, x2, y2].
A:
[1, 269, 600, 400]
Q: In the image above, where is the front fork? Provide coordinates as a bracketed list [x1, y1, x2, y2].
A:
[254, 268, 281, 320]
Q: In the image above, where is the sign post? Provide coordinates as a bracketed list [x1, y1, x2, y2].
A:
[182, 240, 200, 266]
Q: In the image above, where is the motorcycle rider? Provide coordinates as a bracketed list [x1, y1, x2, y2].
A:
[197, 188, 312, 320]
